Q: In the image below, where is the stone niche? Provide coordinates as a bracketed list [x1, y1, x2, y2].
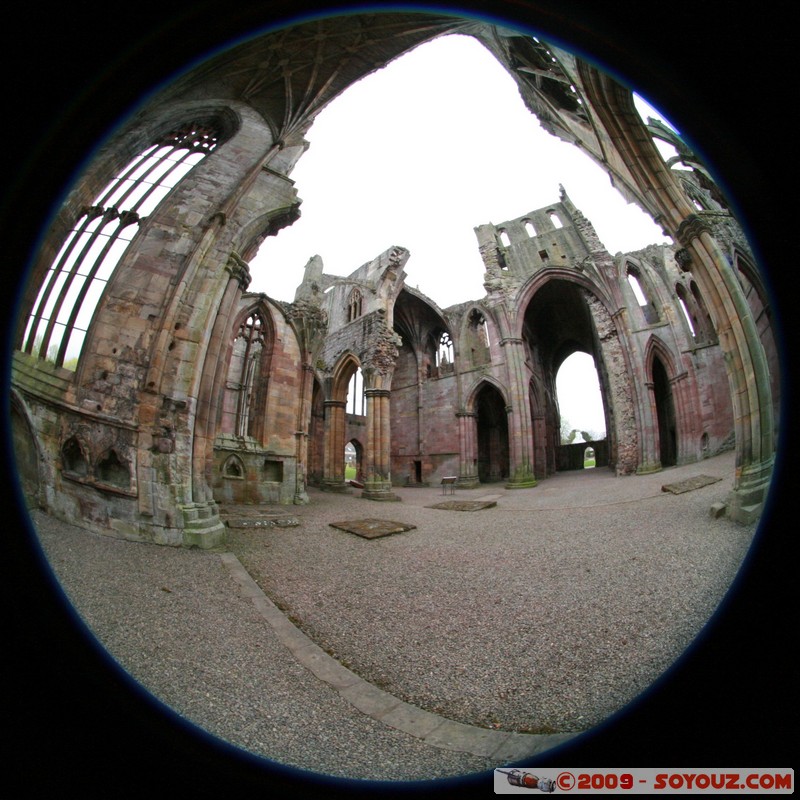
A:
[213, 437, 295, 505]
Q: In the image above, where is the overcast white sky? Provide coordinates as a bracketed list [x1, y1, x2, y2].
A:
[250, 33, 674, 437]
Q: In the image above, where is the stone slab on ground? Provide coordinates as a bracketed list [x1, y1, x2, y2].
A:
[426, 500, 497, 511]
[225, 516, 301, 529]
[661, 474, 722, 494]
[329, 518, 416, 539]
[219, 505, 301, 529]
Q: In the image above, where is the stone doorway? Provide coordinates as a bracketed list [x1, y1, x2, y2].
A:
[476, 383, 509, 483]
[653, 356, 677, 467]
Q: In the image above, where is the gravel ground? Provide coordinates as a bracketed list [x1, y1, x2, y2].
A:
[30, 450, 756, 783]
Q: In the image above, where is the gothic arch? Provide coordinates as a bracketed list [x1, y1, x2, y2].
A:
[515, 268, 615, 330]
[460, 305, 494, 367]
[623, 258, 662, 325]
[220, 302, 276, 442]
[9, 391, 42, 507]
[470, 380, 510, 483]
[644, 334, 697, 468]
[465, 374, 508, 412]
[331, 352, 362, 402]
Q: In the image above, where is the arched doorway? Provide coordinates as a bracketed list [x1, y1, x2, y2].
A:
[345, 439, 363, 483]
[475, 383, 509, 483]
[652, 356, 677, 467]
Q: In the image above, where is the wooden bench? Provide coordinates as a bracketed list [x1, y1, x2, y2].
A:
[440, 476, 457, 495]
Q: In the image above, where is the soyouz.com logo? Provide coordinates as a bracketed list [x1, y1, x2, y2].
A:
[493, 768, 794, 793]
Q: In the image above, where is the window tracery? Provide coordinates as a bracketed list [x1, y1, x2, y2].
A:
[232, 312, 266, 438]
[346, 287, 363, 322]
[436, 331, 453, 368]
[23, 122, 221, 369]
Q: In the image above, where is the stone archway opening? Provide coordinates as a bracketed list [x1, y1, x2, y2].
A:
[653, 355, 677, 468]
[555, 351, 608, 471]
[475, 383, 509, 483]
[345, 439, 363, 484]
[523, 280, 612, 474]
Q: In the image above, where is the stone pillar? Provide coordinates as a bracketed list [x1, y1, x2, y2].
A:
[184, 253, 251, 547]
[456, 411, 479, 487]
[362, 388, 400, 501]
[293, 363, 314, 505]
[500, 337, 537, 488]
[678, 221, 774, 522]
[532, 412, 548, 480]
[638, 380, 662, 474]
[322, 399, 348, 491]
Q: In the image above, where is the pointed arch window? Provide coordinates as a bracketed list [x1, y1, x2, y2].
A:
[676, 281, 716, 345]
[346, 368, 366, 416]
[468, 309, 490, 366]
[23, 121, 221, 369]
[232, 312, 267, 438]
[347, 287, 363, 322]
[547, 210, 563, 229]
[626, 264, 660, 324]
[436, 331, 453, 370]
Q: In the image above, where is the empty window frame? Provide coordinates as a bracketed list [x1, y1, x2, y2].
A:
[23, 122, 220, 369]
[626, 264, 659, 324]
[346, 368, 366, 416]
[232, 312, 266, 438]
[436, 331, 453, 367]
[347, 287, 363, 322]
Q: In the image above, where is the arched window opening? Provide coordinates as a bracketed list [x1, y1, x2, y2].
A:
[346, 287, 363, 322]
[690, 281, 716, 342]
[23, 122, 221, 370]
[627, 265, 659, 324]
[547, 210, 563, 229]
[627, 272, 648, 306]
[555, 352, 606, 444]
[499, 229, 511, 247]
[232, 312, 267, 438]
[524, 219, 537, 237]
[436, 331, 453, 369]
[676, 282, 715, 344]
[347, 368, 365, 416]
[675, 285, 696, 337]
[468, 309, 489, 367]
[469, 309, 489, 347]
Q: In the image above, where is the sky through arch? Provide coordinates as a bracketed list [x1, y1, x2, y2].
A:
[250, 32, 670, 306]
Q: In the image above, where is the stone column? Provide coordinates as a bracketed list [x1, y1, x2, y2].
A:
[639, 380, 662, 474]
[456, 411, 479, 487]
[500, 337, 537, 488]
[185, 253, 251, 547]
[532, 411, 548, 480]
[322, 399, 348, 491]
[677, 223, 774, 522]
[362, 388, 400, 501]
[293, 363, 314, 505]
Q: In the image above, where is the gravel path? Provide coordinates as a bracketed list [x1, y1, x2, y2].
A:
[31, 450, 756, 783]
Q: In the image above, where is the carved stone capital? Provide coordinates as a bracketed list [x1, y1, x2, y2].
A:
[225, 252, 252, 290]
[676, 214, 712, 247]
